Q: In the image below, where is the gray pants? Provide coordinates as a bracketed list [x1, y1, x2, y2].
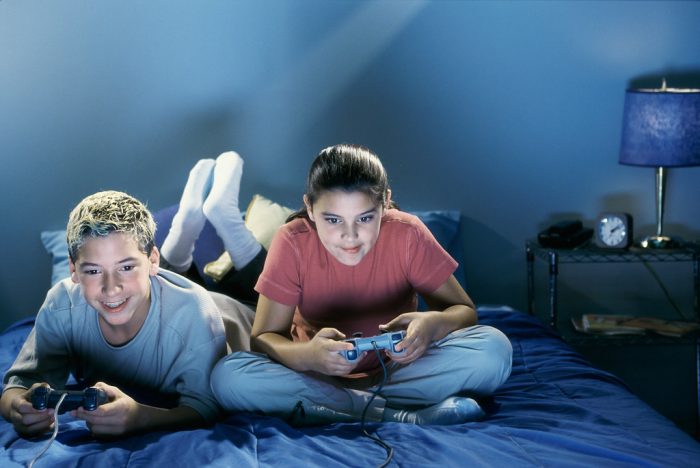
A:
[210, 325, 512, 423]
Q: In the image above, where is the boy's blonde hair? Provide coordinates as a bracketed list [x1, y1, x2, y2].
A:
[66, 191, 156, 262]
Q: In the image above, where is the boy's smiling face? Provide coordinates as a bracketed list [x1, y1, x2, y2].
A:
[69, 232, 159, 344]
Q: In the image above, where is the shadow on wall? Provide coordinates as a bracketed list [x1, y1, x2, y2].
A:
[459, 216, 526, 309]
[162, 104, 244, 177]
[598, 193, 642, 218]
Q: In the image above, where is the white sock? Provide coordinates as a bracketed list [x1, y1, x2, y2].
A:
[160, 159, 215, 272]
[382, 397, 485, 425]
[203, 151, 261, 269]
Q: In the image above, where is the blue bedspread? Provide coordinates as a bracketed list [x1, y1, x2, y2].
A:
[2, 306, 699, 467]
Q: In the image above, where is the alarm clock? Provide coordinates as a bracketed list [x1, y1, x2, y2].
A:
[594, 212, 633, 249]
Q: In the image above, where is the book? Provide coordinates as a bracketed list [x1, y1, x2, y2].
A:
[580, 314, 646, 335]
[576, 314, 700, 337]
[621, 317, 700, 338]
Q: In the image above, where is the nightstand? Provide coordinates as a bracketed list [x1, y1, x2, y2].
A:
[525, 240, 700, 329]
[525, 240, 700, 437]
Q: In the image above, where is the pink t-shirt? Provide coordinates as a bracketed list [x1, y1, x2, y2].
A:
[255, 209, 458, 374]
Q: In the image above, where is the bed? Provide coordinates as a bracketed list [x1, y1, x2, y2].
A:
[2, 199, 699, 467]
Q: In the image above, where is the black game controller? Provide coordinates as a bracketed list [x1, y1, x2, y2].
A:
[31, 386, 107, 413]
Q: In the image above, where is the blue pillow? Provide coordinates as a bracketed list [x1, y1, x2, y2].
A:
[41, 230, 70, 286]
[411, 210, 466, 289]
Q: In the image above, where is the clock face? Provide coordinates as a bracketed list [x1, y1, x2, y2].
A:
[595, 213, 633, 248]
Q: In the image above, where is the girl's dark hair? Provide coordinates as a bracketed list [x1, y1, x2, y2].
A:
[287, 144, 397, 222]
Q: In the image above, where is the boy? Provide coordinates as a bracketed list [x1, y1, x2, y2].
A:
[1, 190, 252, 437]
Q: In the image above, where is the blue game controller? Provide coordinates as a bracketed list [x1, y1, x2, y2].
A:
[339, 330, 407, 361]
[31, 386, 108, 413]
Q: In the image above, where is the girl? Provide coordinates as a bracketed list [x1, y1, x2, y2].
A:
[159, 151, 265, 305]
[211, 144, 512, 425]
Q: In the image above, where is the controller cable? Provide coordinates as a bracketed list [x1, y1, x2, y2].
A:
[641, 260, 688, 320]
[27, 392, 67, 468]
[359, 342, 394, 468]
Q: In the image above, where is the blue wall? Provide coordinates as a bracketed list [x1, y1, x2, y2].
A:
[2, 0, 700, 331]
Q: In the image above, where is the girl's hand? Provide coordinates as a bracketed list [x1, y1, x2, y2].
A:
[379, 312, 439, 364]
[307, 328, 360, 376]
[72, 382, 137, 437]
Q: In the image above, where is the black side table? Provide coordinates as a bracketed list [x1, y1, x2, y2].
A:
[525, 240, 700, 437]
[526, 240, 700, 328]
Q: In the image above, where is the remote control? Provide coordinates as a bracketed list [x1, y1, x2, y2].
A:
[31, 386, 107, 413]
[340, 331, 407, 361]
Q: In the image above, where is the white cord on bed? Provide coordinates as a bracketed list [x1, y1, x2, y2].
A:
[27, 392, 67, 468]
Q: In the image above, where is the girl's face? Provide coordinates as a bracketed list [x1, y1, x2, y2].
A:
[305, 190, 388, 266]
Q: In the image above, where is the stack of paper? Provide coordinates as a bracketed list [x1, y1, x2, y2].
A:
[572, 314, 700, 337]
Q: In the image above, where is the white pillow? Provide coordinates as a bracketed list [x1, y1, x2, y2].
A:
[244, 194, 295, 250]
[204, 194, 294, 281]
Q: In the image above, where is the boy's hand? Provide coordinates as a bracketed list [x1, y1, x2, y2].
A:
[2, 384, 56, 437]
[72, 382, 137, 437]
[379, 312, 438, 364]
[307, 328, 360, 376]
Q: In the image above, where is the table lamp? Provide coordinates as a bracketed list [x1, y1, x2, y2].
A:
[619, 81, 700, 248]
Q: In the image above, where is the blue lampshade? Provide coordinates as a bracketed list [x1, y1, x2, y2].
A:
[619, 88, 700, 167]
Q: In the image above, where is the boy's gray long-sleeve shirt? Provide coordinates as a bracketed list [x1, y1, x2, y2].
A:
[3, 269, 228, 422]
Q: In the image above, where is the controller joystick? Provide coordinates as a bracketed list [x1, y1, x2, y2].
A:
[340, 330, 407, 361]
[31, 386, 107, 413]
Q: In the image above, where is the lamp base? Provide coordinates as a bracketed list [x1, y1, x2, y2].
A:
[636, 235, 683, 249]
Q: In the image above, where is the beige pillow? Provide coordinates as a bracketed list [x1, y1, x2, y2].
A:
[204, 194, 294, 281]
